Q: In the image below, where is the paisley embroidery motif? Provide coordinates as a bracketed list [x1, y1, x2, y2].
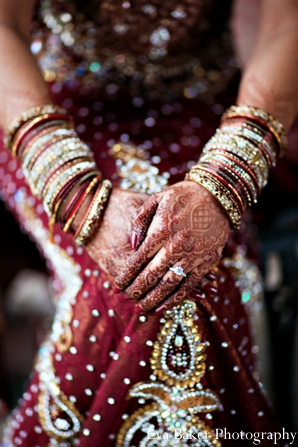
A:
[116, 300, 222, 446]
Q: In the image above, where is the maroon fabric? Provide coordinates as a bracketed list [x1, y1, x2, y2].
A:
[0, 85, 283, 446]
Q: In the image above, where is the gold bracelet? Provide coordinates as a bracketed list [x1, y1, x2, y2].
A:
[22, 129, 77, 173]
[62, 175, 102, 233]
[221, 105, 287, 156]
[30, 153, 93, 196]
[199, 153, 258, 203]
[42, 160, 97, 215]
[186, 168, 243, 230]
[220, 121, 277, 166]
[5, 104, 68, 149]
[74, 180, 112, 246]
[203, 133, 269, 188]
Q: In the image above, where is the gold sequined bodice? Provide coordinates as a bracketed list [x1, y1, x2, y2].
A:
[32, 0, 237, 98]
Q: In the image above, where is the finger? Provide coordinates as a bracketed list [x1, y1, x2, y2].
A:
[154, 258, 218, 313]
[204, 269, 217, 282]
[115, 229, 164, 289]
[136, 259, 193, 311]
[124, 244, 180, 300]
[192, 267, 218, 295]
[130, 194, 160, 250]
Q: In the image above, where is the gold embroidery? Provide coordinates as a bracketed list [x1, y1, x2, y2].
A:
[14, 190, 84, 441]
[116, 300, 222, 446]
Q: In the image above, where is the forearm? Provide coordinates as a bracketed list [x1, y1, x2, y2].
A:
[237, 0, 298, 131]
[0, 25, 52, 130]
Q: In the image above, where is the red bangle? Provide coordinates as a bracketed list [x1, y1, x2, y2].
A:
[200, 161, 250, 209]
[209, 150, 260, 195]
[63, 175, 102, 234]
[196, 164, 245, 214]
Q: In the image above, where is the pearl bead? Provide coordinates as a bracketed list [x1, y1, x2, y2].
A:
[93, 414, 101, 421]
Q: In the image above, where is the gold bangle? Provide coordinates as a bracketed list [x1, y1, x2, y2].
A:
[220, 122, 277, 166]
[22, 129, 77, 172]
[203, 133, 269, 188]
[74, 180, 112, 246]
[62, 175, 102, 233]
[23, 125, 74, 168]
[199, 153, 258, 203]
[186, 168, 242, 230]
[221, 105, 287, 156]
[30, 153, 93, 196]
[5, 104, 68, 149]
[46, 158, 97, 213]
[42, 160, 97, 215]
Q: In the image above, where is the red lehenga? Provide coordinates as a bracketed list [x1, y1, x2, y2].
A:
[0, 0, 285, 446]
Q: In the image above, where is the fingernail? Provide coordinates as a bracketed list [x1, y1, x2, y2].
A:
[202, 283, 218, 295]
[155, 305, 167, 314]
[113, 286, 122, 294]
[130, 231, 139, 250]
[135, 303, 144, 313]
[205, 271, 217, 281]
[189, 291, 206, 299]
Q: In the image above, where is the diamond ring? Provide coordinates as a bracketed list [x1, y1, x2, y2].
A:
[169, 266, 187, 277]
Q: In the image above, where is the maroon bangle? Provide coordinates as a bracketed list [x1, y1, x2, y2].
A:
[61, 179, 92, 223]
[18, 120, 69, 160]
[41, 158, 88, 196]
[203, 160, 254, 207]
[197, 164, 245, 213]
[221, 114, 281, 154]
[220, 118, 278, 165]
[210, 150, 260, 195]
[52, 169, 98, 213]
[200, 161, 250, 209]
[15, 114, 73, 159]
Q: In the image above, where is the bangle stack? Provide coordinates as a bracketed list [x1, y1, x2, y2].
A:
[5, 104, 112, 245]
[186, 105, 287, 230]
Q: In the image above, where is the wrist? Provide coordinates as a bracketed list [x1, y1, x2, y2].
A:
[237, 78, 297, 133]
[186, 104, 284, 230]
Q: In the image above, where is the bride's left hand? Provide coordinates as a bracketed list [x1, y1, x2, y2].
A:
[114, 181, 230, 312]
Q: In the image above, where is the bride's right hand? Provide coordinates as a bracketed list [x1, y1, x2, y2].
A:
[76, 187, 148, 277]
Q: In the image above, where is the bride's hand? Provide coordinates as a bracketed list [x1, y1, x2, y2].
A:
[114, 181, 230, 312]
[81, 188, 148, 276]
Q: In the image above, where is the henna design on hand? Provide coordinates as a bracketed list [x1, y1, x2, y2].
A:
[85, 188, 148, 276]
[115, 181, 230, 310]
